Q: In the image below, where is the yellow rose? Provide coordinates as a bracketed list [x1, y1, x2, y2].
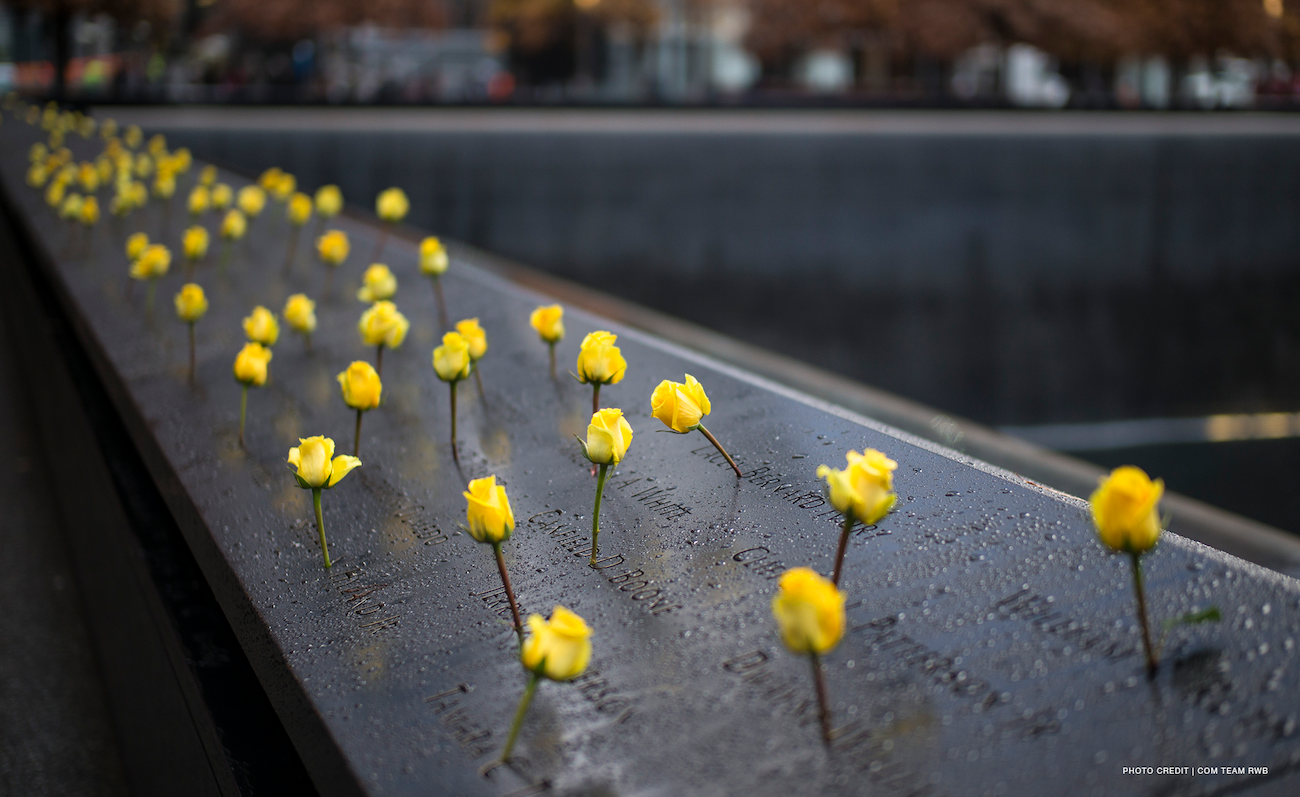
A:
[101, 118, 119, 138]
[233, 342, 272, 386]
[147, 133, 166, 155]
[126, 232, 149, 261]
[271, 173, 296, 203]
[59, 193, 83, 220]
[95, 155, 114, 184]
[152, 172, 175, 200]
[211, 183, 232, 210]
[650, 374, 711, 433]
[78, 196, 99, 226]
[283, 294, 317, 335]
[455, 318, 487, 361]
[419, 236, 448, 275]
[463, 475, 515, 543]
[124, 125, 142, 149]
[357, 264, 397, 303]
[174, 283, 209, 323]
[433, 332, 472, 382]
[338, 361, 382, 411]
[816, 448, 898, 526]
[317, 230, 349, 266]
[26, 163, 48, 188]
[376, 187, 409, 223]
[242, 306, 280, 347]
[357, 301, 409, 349]
[1090, 466, 1164, 554]
[287, 436, 361, 489]
[133, 152, 152, 179]
[77, 162, 98, 192]
[187, 185, 210, 215]
[575, 330, 627, 386]
[173, 148, 192, 173]
[182, 225, 209, 261]
[220, 209, 247, 241]
[237, 185, 265, 217]
[529, 304, 564, 344]
[199, 164, 217, 187]
[521, 605, 592, 682]
[45, 181, 65, 209]
[771, 567, 845, 655]
[130, 243, 171, 280]
[315, 185, 342, 218]
[287, 192, 312, 226]
[128, 181, 147, 208]
[29, 142, 47, 163]
[258, 167, 283, 192]
[581, 408, 633, 465]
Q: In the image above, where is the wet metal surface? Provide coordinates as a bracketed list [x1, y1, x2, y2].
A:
[4, 121, 1300, 797]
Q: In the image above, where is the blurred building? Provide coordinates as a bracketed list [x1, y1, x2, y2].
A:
[1, 0, 1299, 106]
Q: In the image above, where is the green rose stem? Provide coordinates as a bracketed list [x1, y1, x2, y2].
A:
[810, 653, 832, 745]
[492, 541, 523, 643]
[188, 322, 196, 382]
[448, 380, 460, 466]
[1130, 552, 1158, 675]
[375, 345, 384, 378]
[313, 487, 332, 568]
[219, 240, 231, 277]
[501, 672, 541, 763]
[431, 277, 449, 331]
[591, 383, 601, 415]
[547, 342, 556, 380]
[697, 423, 742, 477]
[145, 276, 158, 318]
[589, 463, 610, 567]
[372, 223, 390, 262]
[283, 226, 300, 274]
[831, 516, 857, 587]
[474, 366, 486, 401]
[238, 384, 248, 447]
[323, 266, 335, 299]
[353, 409, 363, 458]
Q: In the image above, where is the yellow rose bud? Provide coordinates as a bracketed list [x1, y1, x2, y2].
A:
[124, 125, 142, 149]
[376, 187, 409, 223]
[271, 173, 296, 203]
[463, 475, 515, 544]
[455, 318, 487, 361]
[78, 196, 99, 226]
[199, 164, 217, 187]
[650, 374, 711, 433]
[130, 243, 171, 281]
[182, 225, 209, 261]
[233, 342, 272, 386]
[174, 283, 209, 323]
[26, 163, 48, 188]
[45, 181, 65, 209]
[211, 183, 233, 210]
[59, 193, 83, 220]
[1090, 466, 1164, 554]
[357, 264, 397, 303]
[521, 605, 592, 682]
[772, 567, 845, 655]
[358, 301, 409, 349]
[816, 448, 897, 526]
[187, 185, 210, 215]
[77, 161, 99, 192]
[220, 209, 247, 241]
[432, 332, 472, 382]
[147, 133, 166, 156]
[317, 230, 349, 266]
[126, 232, 149, 261]
[575, 330, 627, 386]
[338, 361, 382, 411]
[152, 172, 175, 200]
[134, 152, 152, 179]
[581, 407, 633, 465]
[237, 185, 266, 217]
[258, 167, 283, 192]
[29, 142, 47, 163]
[529, 304, 564, 344]
[419, 236, 449, 276]
[101, 118, 118, 138]
[283, 294, 317, 335]
[315, 184, 342, 218]
[173, 148, 192, 173]
[95, 155, 114, 184]
[128, 181, 147, 208]
[243, 306, 280, 347]
[287, 436, 361, 489]
[287, 192, 312, 226]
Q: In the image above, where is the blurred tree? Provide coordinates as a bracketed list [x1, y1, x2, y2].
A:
[488, 0, 657, 85]
[208, 0, 449, 41]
